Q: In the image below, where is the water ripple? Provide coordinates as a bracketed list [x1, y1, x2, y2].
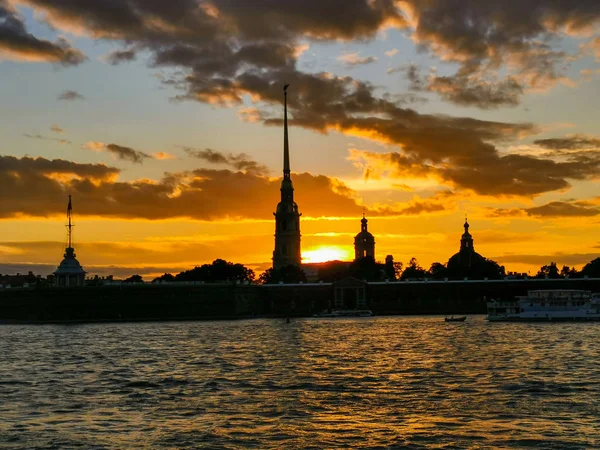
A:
[1, 317, 599, 448]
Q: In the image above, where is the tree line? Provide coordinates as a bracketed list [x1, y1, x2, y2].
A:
[120, 256, 600, 284]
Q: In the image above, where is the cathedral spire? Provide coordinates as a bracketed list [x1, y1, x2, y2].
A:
[272, 83, 302, 269]
[67, 194, 73, 248]
[283, 83, 290, 179]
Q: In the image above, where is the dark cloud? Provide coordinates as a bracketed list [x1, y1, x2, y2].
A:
[105, 144, 151, 164]
[184, 147, 269, 176]
[105, 48, 137, 65]
[57, 90, 84, 101]
[526, 201, 600, 217]
[534, 135, 600, 150]
[50, 124, 64, 133]
[349, 133, 600, 197]
[488, 198, 600, 218]
[494, 253, 600, 268]
[426, 74, 524, 109]
[395, 63, 524, 108]
[399, 1, 600, 106]
[82, 142, 152, 164]
[23, 133, 71, 145]
[0, 262, 189, 279]
[0, 0, 85, 65]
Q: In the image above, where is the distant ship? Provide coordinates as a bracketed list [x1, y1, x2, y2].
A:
[313, 309, 373, 318]
[487, 290, 600, 321]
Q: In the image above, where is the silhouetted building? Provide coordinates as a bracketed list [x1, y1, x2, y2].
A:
[447, 218, 486, 274]
[54, 195, 86, 287]
[273, 84, 302, 269]
[354, 213, 375, 261]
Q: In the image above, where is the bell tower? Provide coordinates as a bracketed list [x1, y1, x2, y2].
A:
[460, 217, 474, 252]
[354, 212, 375, 261]
[273, 84, 302, 269]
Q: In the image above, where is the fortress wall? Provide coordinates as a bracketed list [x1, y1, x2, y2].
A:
[1, 278, 599, 323]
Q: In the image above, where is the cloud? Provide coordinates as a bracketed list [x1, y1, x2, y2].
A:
[15, 0, 600, 111]
[57, 90, 84, 101]
[387, 191, 453, 215]
[0, 154, 405, 220]
[104, 48, 137, 65]
[534, 135, 600, 150]
[153, 152, 176, 160]
[348, 138, 600, 197]
[385, 48, 398, 57]
[525, 201, 600, 217]
[494, 253, 600, 268]
[13, 0, 600, 197]
[0, 262, 189, 279]
[105, 144, 151, 164]
[426, 73, 524, 109]
[394, 1, 598, 107]
[23, 133, 70, 145]
[82, 142, 152, 164]
[338, 52, 378, 67]
[397, 63, 524, 109]
[50, 124, 64, 133]
[184, 147, 269, 176]
[488, 198, 600, 218]
[0, 0, 85, 65]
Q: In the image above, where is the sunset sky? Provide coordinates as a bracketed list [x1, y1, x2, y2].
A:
[0, 0, 599, 279]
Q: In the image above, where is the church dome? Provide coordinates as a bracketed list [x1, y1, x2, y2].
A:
[447, 219, 487, 276]
[447, 249, 486, 270]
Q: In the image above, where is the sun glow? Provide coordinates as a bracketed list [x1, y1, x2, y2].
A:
[302, 246, 351, 263]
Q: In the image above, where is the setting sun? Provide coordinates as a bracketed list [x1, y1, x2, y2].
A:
[302, 246, 351, 263]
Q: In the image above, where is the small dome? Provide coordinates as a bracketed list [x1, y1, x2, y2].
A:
[54, 247, 86, 275]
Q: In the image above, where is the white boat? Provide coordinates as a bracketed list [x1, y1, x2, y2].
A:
[313, 309, 373, 318]
[487, 290, 600, 321]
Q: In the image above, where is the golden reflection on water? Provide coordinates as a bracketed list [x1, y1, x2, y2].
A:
[1, 317, 599, 448]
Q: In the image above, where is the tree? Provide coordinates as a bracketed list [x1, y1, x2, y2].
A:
[481, 258, 506, 279]
[348, 256, 384, 281]
[536, 262, 561, 279]
[393, 262, 404, 280]
[560, 265, 579, 278]
[175, 259, 255, 283]
[153, 273, 174, 283]
[581, 258, 600, 278]
[401, 257, 427, 280]
[259, 265, 307, 284]
[124, 274, 143, 283]
[428, 262, 448, 279]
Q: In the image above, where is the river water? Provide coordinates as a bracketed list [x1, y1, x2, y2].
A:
[0, 316, 599, 449]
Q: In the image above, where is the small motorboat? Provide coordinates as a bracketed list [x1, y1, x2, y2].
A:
[445, 316, 467, 322]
